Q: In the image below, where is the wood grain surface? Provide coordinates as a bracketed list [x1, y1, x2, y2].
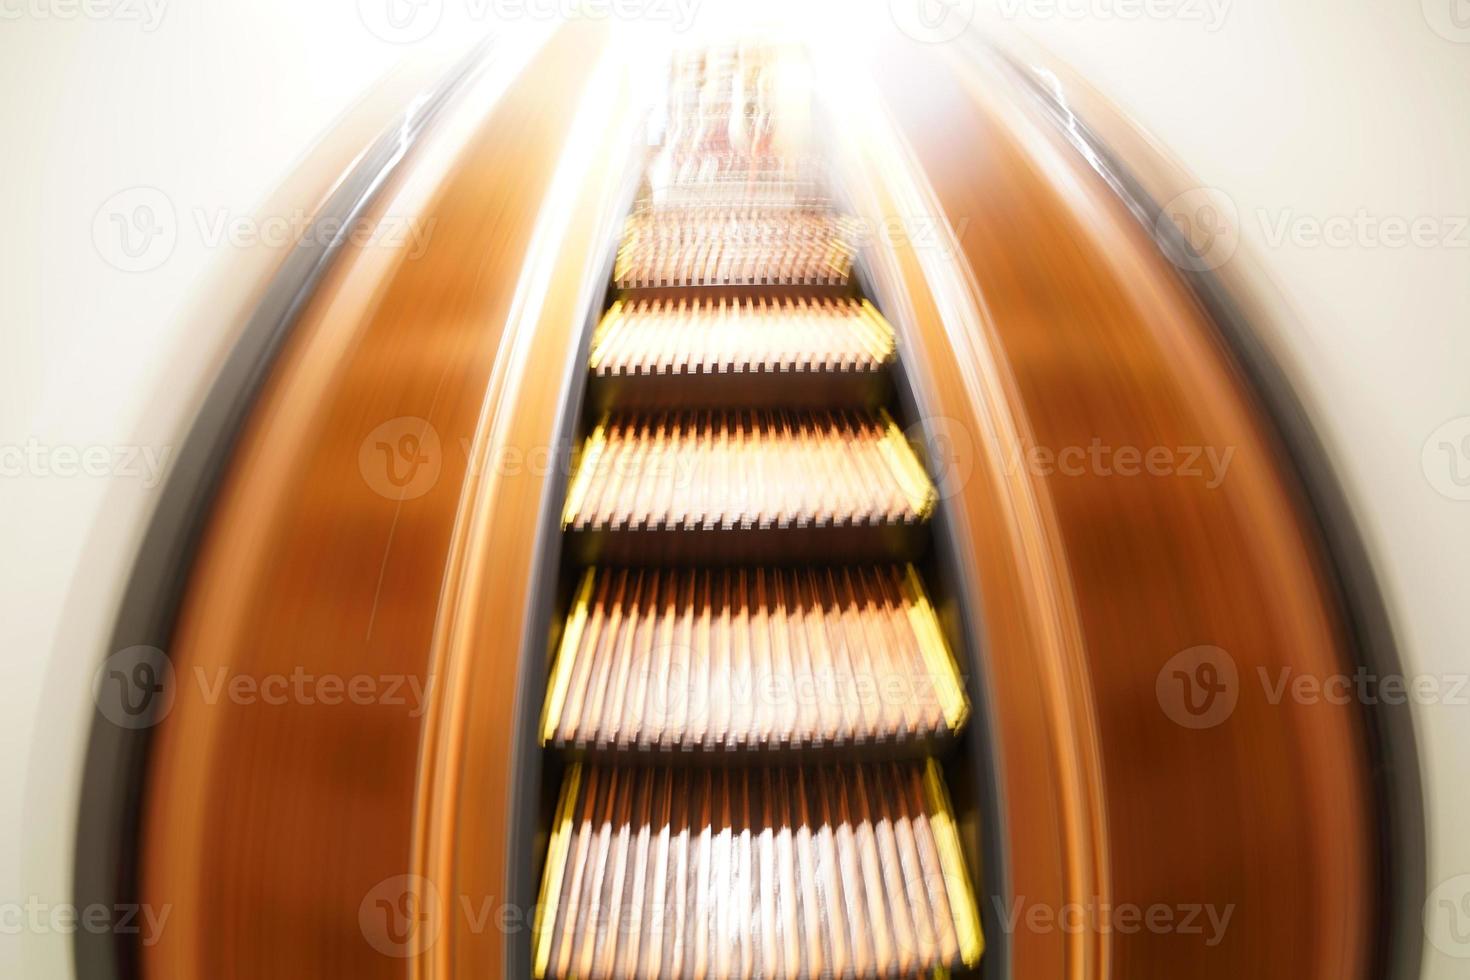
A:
[823, 33, 1373, 980]
[139, 25, 613, 979]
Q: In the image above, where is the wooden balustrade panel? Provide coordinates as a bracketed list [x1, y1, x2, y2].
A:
[139, 25, 610, 980]
[852, 38, 1373, 980]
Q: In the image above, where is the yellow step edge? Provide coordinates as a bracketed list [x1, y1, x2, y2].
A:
[532, 762, 582, 980]
[878, 407, 938, 519]
[587, 300, 624, 370]
[540, 568, 597, 744]
[824, 242, 846, 275]
[901, 564, 970, 732]
[923, 758, 985, 969]
[858, 299, 898, 361]
[846, 300, 889, 361]
[560, 415, 608, 528]
[612, 225, 636, 282]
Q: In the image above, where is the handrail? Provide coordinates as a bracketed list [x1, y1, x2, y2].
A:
[128, 26, 607, 980]
[991, 40, 1425, 980]
[822, 29, 1383, 980]
[75, 36, 494, 980]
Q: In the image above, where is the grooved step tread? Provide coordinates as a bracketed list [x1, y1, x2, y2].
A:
[533, 760, 984, 980]
[614, 206, 857, 289]
[542, 565, 968, 753]
[562, 409, 936, 533]
[590, 296, 895, 379]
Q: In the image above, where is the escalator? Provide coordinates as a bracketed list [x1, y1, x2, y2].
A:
[530, 43, 983, 979]
[102, 21, 1415, 980]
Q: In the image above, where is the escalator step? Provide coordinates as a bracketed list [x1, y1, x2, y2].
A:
[563, 408, 934, 529]
[534, 40, 983, 980]
[587, 296, 896, 410]
[646, 165, 827, 209]
[541, 565, 968, 754]
[591, 296, 894, 378]
[614, 205, 858, 289]
[532, 760, 984, 980]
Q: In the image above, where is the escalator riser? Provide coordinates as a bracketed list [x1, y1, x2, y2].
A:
[591, 296, 894, 380]
[562, 409, 937, 533]
[541, 564, 969, 754]
[533, 760, 982, 980]
[614, 206, 858, 289]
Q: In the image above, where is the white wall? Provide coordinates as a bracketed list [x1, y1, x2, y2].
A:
[972, 1, 1469, 975]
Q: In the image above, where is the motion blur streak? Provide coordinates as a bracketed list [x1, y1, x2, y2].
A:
[133, 15, 1386, 980]
[414, 37, 642, 980]
[823, 30, 1372, 980]
[140, 25, 614, 980]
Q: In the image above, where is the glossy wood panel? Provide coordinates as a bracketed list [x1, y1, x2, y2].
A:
[825, 34, 1373, 980]
[410, 45, 640, 980]
[139, 26, 611, 979]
